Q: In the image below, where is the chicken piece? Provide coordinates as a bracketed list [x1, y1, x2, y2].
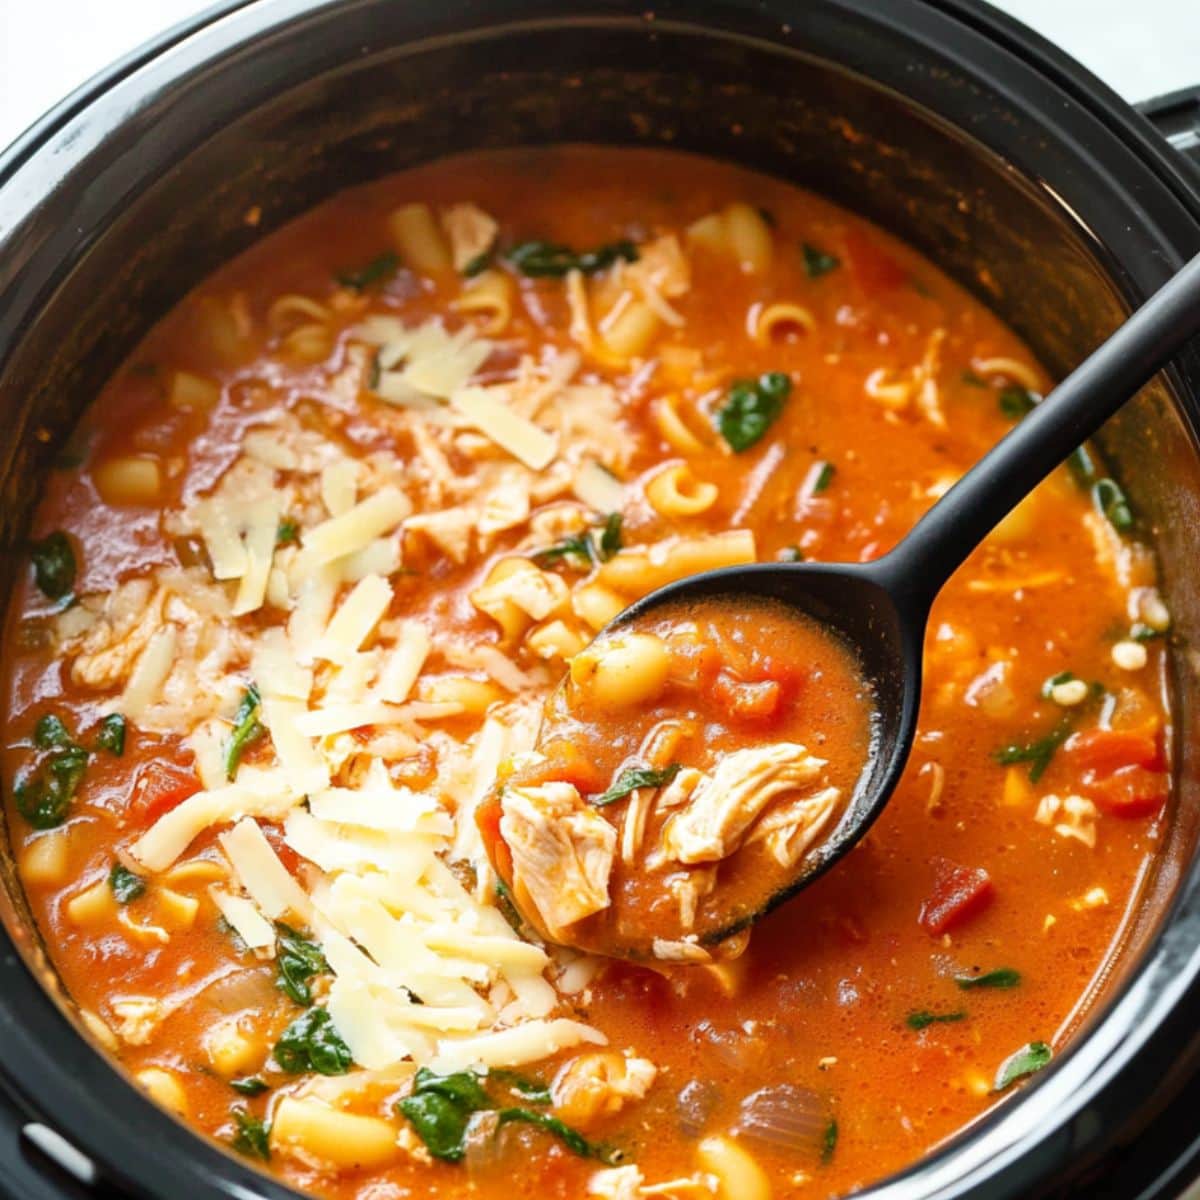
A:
[744, 784, 840, 868]
[552, 1051, 658, 1127]
[500, 782, 616, 939]
[440, 203, 499, 274]
[661, 743, 833, 865]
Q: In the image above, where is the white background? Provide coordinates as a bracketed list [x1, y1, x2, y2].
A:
[0, 0, 1197, 152]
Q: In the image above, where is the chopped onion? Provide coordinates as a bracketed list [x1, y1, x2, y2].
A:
[734, 1083, 826, 1152]
[463, 1110, 501, 1171]
[676, 1079, 720, 1138]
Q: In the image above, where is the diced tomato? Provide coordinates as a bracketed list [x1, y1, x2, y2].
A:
[844, 228, 908, 294]
[507, 737, 607, 794]
[128, 760, 201, 823]
[918, 858, 994, 936]
[1084, 765, 1169, 820]
[712, 672, 782, 721]
[1064, 727, 1164, 775]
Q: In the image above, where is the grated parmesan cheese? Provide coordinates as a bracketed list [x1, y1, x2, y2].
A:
[452, 387, 558, 471]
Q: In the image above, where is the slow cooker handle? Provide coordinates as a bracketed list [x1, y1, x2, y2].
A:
[1137, 87, 1200, 167]
[0, 1081, 105, 1200]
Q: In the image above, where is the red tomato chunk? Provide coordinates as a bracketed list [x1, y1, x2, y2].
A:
[918, 858, 995, 936]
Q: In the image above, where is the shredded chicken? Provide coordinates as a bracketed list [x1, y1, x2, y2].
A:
[660, 743, 837, 866]
[500, 783, 616, 939]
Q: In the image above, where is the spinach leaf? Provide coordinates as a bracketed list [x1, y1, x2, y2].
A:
[31, 532, 76, 601]
[1067, 444, 1096, 487]
[598, 512, 623, 561]
[272, 1008, 352, 1076]
[821, 1117, 838, 1164]
[34, 714, 74, 749]
[230, 1107, 271, 1160]
[109, 863, 146, 904]
[462, 251, 493, 278]
[335, 251, 399, 291]
[95, 713, 127, 756]
[14, 745, 89, 829]
[497, 1107, 615, 1161]
[1092, 477, 1134, 533]
[396, 1069, 491, 1162]
[508, 239, 638, 278]
[993, 1041, 1052, 1092]
[906, 1009, 967, 1031]
[956, 967, 1021, 990]
[593, 762, 682, 806]
[998, 386, 1038, 419]
[961, 369, 988, 387]
[716, 372, 791, 452]
[993, 719, 1073, 783]
[275, 924, 328, 1007]
[225, 685, 265, 781]
[489, 1068, 552, 1105]
[802, 243, 840, 278]
[230, 1077, 269, 1097]
[276, 518, 299, 547]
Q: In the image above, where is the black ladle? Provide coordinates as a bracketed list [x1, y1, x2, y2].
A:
[607, 251, 1200, 940]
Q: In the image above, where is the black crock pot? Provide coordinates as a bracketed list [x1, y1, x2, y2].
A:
[2, 2, 1200, 1197]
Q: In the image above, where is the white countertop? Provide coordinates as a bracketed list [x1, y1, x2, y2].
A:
[0, 0, 1196, 152]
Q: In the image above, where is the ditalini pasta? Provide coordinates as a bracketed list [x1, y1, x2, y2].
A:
[2, 147, 1171, 1200]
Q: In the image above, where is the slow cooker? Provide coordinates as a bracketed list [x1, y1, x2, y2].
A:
[2, 2, 1200, 1197]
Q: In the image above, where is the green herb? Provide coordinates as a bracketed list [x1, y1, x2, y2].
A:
[993, 1041, 1052, 1092]
[225, 685, 265, 781]
[1130, 622, 1164, 642]
[462, 251, 493, 278]
[993, 719, 1073, 783]
[335, 250, 399, 291]
[593, 763, 682, 806]
[598, 512, 623, 561]
[230, 1077, 270, 1097]
[31, 532, 76, 601]
[230, 1107, 271, 1161]
[489, 1068, 552, 1105]
[1067, 444, 1096, 487]
[1092, 477, 1133, 533]
[533, 531, 595, 570]
[494, 878, 525, 934]
[716, 372, 792, 453]
[533, 513, 623, 571]
[998, 386, 1038, 419]
[109, 863, 146, 904]
[821, 1118, 838, 1164]
[14, 745, 88, 830]
[778, 546, 805, 562]
[275, 924, 327, 1007]
[1040, 671, 1076, 699]
[34, 714, 73, 749]
[508, 239, 638, 278]
[497, 1107, 615, 1161]
[396, 1068, 491, 1162]
[906, 1009, 967, 1031]
[276, 518, 299, 547]
[956, 967, 1021, 990]
[802, 243, 840, 278]
[273, 1007, 352, 1076]
[95, 713, 127, 756]
[961, 369, 987, 387]
[811, 461, 835, 493]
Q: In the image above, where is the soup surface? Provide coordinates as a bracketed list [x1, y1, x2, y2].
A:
[2, 147, 1172, 1199]
[480, 597, 875, 957]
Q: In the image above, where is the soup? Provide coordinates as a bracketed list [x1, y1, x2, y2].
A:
[1, 147, 1170, 1199]
[479, 597, 875, 957]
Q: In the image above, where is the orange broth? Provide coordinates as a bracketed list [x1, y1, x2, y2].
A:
[0, 147, 1171, 1199]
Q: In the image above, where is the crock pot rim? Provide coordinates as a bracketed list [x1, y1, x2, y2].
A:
[1, 4, 1199, 1199]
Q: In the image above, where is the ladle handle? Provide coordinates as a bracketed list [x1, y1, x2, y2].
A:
[882, 251, 1200, 606]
